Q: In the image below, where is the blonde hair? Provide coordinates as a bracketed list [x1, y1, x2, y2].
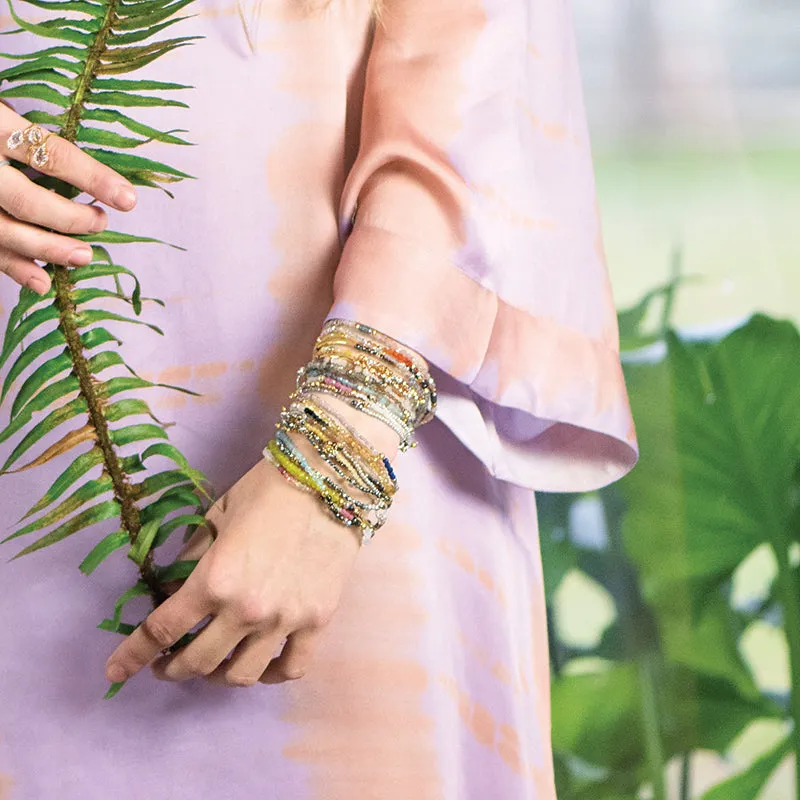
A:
[238, 0, 382, 53]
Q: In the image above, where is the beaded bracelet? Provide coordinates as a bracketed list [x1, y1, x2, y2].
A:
[279, 399, 398, 499]
[316, 319, 437, 423]
[264, 435, 387, 544]
[263, 319, 437, 544]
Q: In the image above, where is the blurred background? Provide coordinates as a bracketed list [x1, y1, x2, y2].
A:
[541, 1, 800, 798]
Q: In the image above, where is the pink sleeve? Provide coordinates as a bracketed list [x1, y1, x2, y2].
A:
[326, 0, 638, 492]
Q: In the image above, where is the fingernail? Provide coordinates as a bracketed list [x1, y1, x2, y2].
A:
[112, 185, 136, 211]
[69, 247, 93, 266]
[106, 663, 127, 683]
[25, 275, 50, 296]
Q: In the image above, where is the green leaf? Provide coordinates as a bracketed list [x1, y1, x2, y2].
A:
[71, 263, 144, 313]
[75, 125, 150, 149]
[152, 513, 206, 548]
[80, 325, 123, 349]
[79, 108, 192, 145]
[116, 0, 196, 27]
[4, 476, 113, 542]
[3, 67, 76, 90]
[104, 680, 127, 699]
[8, 499, 121, 559]
[1, 327, 66, 404]
[156, 559, 198, 583]
[83, 148, 193, 179]
[551, 663, 643, 770]
[111, 581, 150, 628]
[0, 305, 61, 372]
[74, 308, 164, 336]
[139, 485, 202, 528]
[86, 89, 188, 108]
[2, 283, 52, 345]
[131, 470, 193, 502]
[19, 0, 103, 15]
[90, 76, 190, 92]
[0, 55, 85, 81]
[107, 15, 195, 47]
[621, 316, 800, 603]
[104, 397, 162, 425]
[0, 43, 87, 61]
[0, 375, 79, 445]
[4, 0, 94, 44]
[139, 442, 212, 498]
[127, 518, 159, 565]
[9, 349, 73, 420]
[98, 619, 136, 635]
[109, 423, 168, 448]
[97, 36, 201, 75]
[0, 396, 87, 473]
[700, 734, 791, 800]
[18, 448, 104, 521]
[97, 375, 155, 398]
[73, 229, 179, 249]
[0, 82, 72, 106]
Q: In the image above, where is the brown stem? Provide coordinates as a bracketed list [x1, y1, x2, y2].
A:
[49, 0, 167, 606]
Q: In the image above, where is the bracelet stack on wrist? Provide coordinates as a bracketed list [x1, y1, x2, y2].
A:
[262, 319, 437, 545]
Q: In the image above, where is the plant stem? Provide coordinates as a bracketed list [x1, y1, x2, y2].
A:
[49, 0, 167, 605]
[638, 650, 667, 800]
[679, 753, 691, 800]
[773, 542, 800, 799]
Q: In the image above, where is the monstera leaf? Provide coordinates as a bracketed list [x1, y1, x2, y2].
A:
[0, 0, 213, 696]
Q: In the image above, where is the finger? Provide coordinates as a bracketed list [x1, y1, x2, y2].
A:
[150, 615, 244, 682]
[177, 523, 216, 562]
[104, 588, 209, 684]
[0, 164, 108, 234]
[259, 629, 319, 685]
[0, 210, 94, 267]
[206, 630, 287, 688]
[0, 245, 49, 294]
[0, 110, 136, 211]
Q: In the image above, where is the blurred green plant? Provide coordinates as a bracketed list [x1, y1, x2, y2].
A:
[541, 260, 800, 799]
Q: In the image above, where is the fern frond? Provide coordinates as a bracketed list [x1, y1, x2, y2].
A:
[0, 0, 214, 689]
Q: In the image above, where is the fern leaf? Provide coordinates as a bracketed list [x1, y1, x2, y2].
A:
[1, 396, 89, 472]
[18, 448, 105, 522]
[0, 0, 211, 686]
[8, 500, 122, 559]
[5, 477, 114, 541]
[79, 529, 129, 575]
[1, 328, 66, 404]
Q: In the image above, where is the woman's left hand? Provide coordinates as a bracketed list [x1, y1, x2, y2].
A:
[104, 456, 362, 688]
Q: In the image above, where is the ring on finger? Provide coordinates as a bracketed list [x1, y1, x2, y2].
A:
[7, 124, 55, 170]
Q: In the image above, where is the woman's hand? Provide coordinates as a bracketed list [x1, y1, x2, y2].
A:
[105, 397, 401, 688]
[0, 102, 137, 295]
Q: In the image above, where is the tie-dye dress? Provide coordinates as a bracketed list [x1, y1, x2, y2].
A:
[0, 0, 637, 797]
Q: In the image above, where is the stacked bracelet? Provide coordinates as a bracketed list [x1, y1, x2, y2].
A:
[263, 319, 437, 545]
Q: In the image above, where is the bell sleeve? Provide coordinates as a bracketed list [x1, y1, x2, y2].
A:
[325, 0, 638, 492]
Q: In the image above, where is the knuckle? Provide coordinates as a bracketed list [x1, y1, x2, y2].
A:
[234, 593, 274, 627]
[273, 604, 303, 631]
[60, 209, 92, 235]
[141, 616, 176, 650]
[41, 135, 65, 171]
[181, 653, 211, 676]
[304, 602, 335, 629]
[6, 191, 30, 220]
[225, 672, 259, 688]
[280, 664, 307, 682]
[202, 572, 236, 607]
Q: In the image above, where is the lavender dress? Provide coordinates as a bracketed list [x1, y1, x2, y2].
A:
[0, 0, 636, 797]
